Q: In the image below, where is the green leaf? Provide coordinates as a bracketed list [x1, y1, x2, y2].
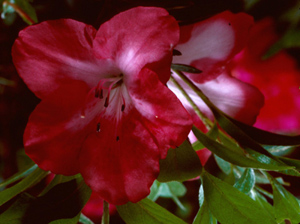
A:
[0, 164, 37, 189]
[263, 145, 294, 156]
[192, 122, 219, 151]
[171, 64, 202, 73]
[202, 171, 277, 224]
[117, 198, 187, 224]
[0, 177, 91, 224]
[0, 167, 48, 206]
[233, 169, 255, 194]
[40, 174, 81, 196]
[79, 213, 94, 224]
[193, 127, 291, 170]
[194, 185, 218, 224]
[5, 0, 37, 24]
[263, 29, 300, 59]
[251, 190, 275, 217]
[276, 168, 300, 177]
[214, 154, 232, 175]
[192, 140, 205, 151]
[226, 116, 300, 146]
[278, 157, 300, 170]
[160, 181, 186, 198]
[148, 181, 187, 210]
[158, 140, 202, 182]
[270, 177, 300, 224]
[193, 200, 217, 224]
[254, 172, 290, 185]
[148, 180, 161, 201]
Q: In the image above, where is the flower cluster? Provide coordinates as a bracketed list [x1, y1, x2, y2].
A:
[11, 7, 267, 206]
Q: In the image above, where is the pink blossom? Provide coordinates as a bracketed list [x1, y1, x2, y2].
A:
[167, 11, 265, 164]
[12, 7, 192, 205]
[231, 18, 300, 133]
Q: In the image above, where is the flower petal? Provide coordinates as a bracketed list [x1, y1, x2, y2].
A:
[231, 18, 300, 133]
[80, 68, 192, 205]
[168, 71, 264, 126]
[196, 149, 211, 166]
[12, 19, 118, 99]
[24, 81, 98, 175]
[173, 11, 253, 83]
[93, 6, 179, 84]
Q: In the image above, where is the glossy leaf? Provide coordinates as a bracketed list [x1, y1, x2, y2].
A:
[117, 198, 187, 224]
[202, 171, 277, 224]
[79, 214, 94, 224]
[251, 190, 275, 218]
[193, 127, 291, 170]
[0, 167, 48, 206]
[192, 140, 205, 151]
[278, 157, 300, 170]
[0, 177, 91, 224]
[254, 172, 289, 185]
[195, 185, 218, 224]
[226, 116, 300, 146]
[233, 169, 255, 194]
[276, 168, 300, 177]
[0, 164, 37, 189]
[193, 200, 217, 224]
[214, 155, 232, 175]
[263, 145, 295, 156]
[158, 140, 202, 182]
[270, 177, 300, 224]
[148, 181, 187, 210]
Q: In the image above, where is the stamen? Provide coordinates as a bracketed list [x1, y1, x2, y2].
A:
[104, 97, 109, 107]
[116, 136, 120, 141]
[95, 89, 99, 98]
[121, 95, 126, 112]
[103, 77, 122, 108]
[99, 89, 103, 99]
[96, 123, 101, 132]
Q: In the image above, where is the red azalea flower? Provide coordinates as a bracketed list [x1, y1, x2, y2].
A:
[12, 7, 192, 205]
[231, 18, 300, 133]
[167, 11, 265, 164]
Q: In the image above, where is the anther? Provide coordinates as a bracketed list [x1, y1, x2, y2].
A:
[104, 97, 109, 107]
[95, 89, 99, 98]
[116, 136, 120, 141]
[121, 104, 125, 112]
[173, 49, 182, 56]
[99, 89, 103, 99]
[96, 123, 101, 132]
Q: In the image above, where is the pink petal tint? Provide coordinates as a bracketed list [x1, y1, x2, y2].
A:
[168, 11, 265, 164]
[230, 18, 300, 133]
[12, 7, 192, 205]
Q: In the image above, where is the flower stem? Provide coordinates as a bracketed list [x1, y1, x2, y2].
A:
[170, 71, 213, 130]
[101, 200, 110, 224]
[3, 1, 35, 25]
